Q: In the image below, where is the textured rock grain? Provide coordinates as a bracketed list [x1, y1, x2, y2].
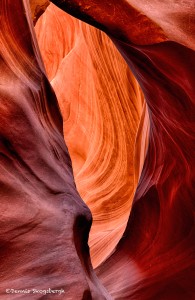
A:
[50, 0, 195, 299]
[0, 1, 111, 299]
[0, 0, 194, 299]
[35, 3, 149, 267]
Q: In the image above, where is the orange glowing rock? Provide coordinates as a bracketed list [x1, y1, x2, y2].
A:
[0, 1, 111, 298]
[44, 1, 195, 298]
[35, 3, 149, 267]
[0, 0, 194, 299]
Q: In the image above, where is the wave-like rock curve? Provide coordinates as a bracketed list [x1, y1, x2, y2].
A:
[35, 3, 149, 268]
[46, 0, 195, 299]
[0, 0, 194, 299]
[0, 1, 111, 299]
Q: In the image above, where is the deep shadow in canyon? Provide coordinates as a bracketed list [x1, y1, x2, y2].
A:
[0, 0, 194, 299]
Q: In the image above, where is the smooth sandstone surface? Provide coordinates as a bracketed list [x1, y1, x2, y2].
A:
[0, 0, 194, 299]
[41, 0, 195, 298]
[35, 3, 149, 268]
[0, 1, 111, 299]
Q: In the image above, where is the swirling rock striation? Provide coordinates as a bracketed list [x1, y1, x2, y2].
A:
[0, 0, 194, 299]
[35, 3, 149, 268]
[50, 0, 195, 299]
[0, 1, 111, 299]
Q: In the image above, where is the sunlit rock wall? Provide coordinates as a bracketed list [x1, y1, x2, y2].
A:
[0, 1, 111, 298]
[48, 0, 195, 299]
[0, 0, 194, 299]
[35, 3, 149, 268]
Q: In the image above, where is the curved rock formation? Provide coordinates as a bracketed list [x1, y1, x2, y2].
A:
[35, 3, 149, 268]
[0, 1, 110, 298]
[43, 0, 195, 299]
[97, 41, 195, 299]
[0, 0, 194, 299]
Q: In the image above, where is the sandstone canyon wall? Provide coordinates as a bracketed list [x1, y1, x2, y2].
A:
[0, 0, 195, 299]
[35, 3, 149, 268]
[0, 1, 110, 299]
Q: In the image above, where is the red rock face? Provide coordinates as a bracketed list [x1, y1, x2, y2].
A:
[1, 0, 194, 299]
[41, 0, 194, 299]
[0, 1, 110, 298]
[97, 41, 195, 299]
